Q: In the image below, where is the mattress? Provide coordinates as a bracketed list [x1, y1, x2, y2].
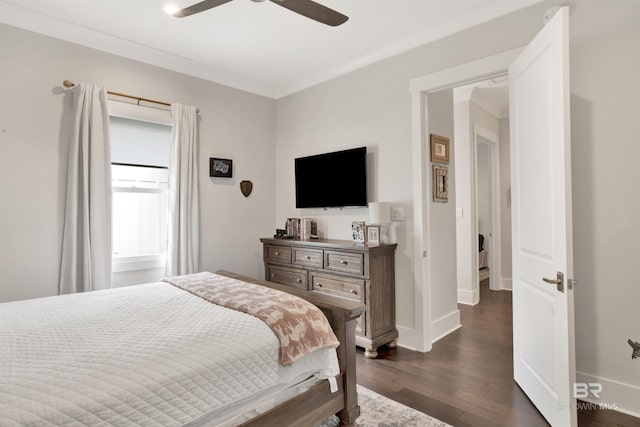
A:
[0, 282, 340, 426]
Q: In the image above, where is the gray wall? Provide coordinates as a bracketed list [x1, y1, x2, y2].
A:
[0, 24, 277, 302]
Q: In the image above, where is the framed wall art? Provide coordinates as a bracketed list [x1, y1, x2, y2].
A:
[210, 158, 232, 178]
[433, 165, 448, 202]
[430, 134, 450, 164]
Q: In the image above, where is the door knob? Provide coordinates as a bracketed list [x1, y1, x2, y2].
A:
[543, 271, 564, 293]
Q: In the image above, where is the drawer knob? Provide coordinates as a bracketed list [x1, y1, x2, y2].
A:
[274, 251, 280, 256]
[305, 255, 311, 260]
[296, 278, 302, 283]
[316, 283, 323, 288]
[271, 273, 278, 279]
[349, 289, 358, 295]
[340, 260, 348, 265]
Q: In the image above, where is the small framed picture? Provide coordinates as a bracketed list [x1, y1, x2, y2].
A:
[351, 221, 365, 243]
[430, 134, 450, 164]
[210, 158, 232, 178]
[433, 165, 448, 202]
[366, 225, 380, 245]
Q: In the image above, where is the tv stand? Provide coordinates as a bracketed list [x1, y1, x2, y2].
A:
[260, 237, 398, 358]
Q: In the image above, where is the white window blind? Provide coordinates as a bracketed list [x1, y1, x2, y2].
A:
[109, 116, 171, 270]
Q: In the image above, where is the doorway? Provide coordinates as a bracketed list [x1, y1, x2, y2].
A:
[452, 80, 508, 306]
[409, 8, 576, 423]
[407, 48, 522, 353]
[475, 133, 498, 291]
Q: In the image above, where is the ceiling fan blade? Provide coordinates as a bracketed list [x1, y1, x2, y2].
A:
[269, 0, 348, 26]
[173, 0, 234, 18]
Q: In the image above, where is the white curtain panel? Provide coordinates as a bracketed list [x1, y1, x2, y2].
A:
[59, 83, 112, 294]
[166, 103, 199, 276]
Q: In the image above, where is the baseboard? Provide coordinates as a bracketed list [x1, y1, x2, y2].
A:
[457, 288, 479, 305]
[500, 277, 512, 291]
[431, 310, 461, 343]
[576, 371, 640, 417]
[396, 325, 429, 353]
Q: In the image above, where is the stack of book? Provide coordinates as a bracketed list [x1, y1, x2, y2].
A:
[285, 218, 317, 239]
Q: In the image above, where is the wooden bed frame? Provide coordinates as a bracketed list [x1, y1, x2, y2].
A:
[217, 271, 364, 427]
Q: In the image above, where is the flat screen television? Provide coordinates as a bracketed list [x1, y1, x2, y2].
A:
[295, 147, 367, 208]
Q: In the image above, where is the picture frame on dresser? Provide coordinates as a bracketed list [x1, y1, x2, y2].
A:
[351, 221, 365, 243]
[366, 225, 380, 245]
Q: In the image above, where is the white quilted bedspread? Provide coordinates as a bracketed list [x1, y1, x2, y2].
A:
[0, 282, 339, 426]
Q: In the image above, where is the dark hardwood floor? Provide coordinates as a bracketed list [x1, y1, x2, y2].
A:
[356, 280, 640, 427]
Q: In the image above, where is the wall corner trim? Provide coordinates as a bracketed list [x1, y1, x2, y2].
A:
[431, 310, 461, 343]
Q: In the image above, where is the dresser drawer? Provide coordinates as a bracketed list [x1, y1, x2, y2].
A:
[265, 245, 291, 264]
[293, 248, 323, 269]
[311, 273, 364, 303]
[325, 251, 364, 275]
[267, 266, 307, 290]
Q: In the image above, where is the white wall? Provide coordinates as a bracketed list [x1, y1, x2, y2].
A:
[1, 0, 638, 416]
[454, 98, 502, 304]
[476, 141, 492, 240]
[0, 24, 276, 302]
[453, 100, 475, 304]
[276, 0, 640, 414]
[499, 117, 512, 288]
[427, 89, 459, 341]
[569, 0, 640, 414]
[275, 1, 546, 351]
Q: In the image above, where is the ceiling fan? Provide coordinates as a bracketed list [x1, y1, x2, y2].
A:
[172, 0, 348, 27]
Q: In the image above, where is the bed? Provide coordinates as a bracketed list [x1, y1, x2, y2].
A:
[0, 270, 363, 427]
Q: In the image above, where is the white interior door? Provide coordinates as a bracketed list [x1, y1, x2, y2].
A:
[509, 7, 576, 427]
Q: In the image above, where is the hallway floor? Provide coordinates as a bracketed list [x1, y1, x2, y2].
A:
[356, 281, 640, 426]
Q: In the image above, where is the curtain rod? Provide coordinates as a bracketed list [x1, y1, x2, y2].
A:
[62, 80, 199, 113]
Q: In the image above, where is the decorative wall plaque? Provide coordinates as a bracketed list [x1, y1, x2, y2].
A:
[240, 180, 253, 197]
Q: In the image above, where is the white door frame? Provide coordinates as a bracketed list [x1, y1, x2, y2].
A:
[409, 48, 521, 352]
[474, 125, 502, 292]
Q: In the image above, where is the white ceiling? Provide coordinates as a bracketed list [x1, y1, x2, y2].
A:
[0, 0, 542, 98]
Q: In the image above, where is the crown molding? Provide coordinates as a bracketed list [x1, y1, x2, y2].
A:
[0, 1, 277, 98]
[1, 0, 541, 100]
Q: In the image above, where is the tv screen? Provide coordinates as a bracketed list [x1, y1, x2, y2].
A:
[295, 147, 367, 208]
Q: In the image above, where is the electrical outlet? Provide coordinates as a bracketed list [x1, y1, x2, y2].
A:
[391, 206, 405, 221]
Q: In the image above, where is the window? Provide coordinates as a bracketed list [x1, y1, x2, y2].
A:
[110, 116, 171, 272]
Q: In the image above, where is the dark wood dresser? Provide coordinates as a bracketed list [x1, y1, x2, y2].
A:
[260, 237, 397, 358]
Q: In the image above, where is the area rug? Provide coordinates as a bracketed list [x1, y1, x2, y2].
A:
[319, 385, 452, 427]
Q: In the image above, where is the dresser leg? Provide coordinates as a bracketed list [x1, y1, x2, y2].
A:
[364, 348, 378, 359]
[387, 340, 397, 348]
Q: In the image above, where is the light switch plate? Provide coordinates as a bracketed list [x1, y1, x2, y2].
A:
[391, 206, 405, 221]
